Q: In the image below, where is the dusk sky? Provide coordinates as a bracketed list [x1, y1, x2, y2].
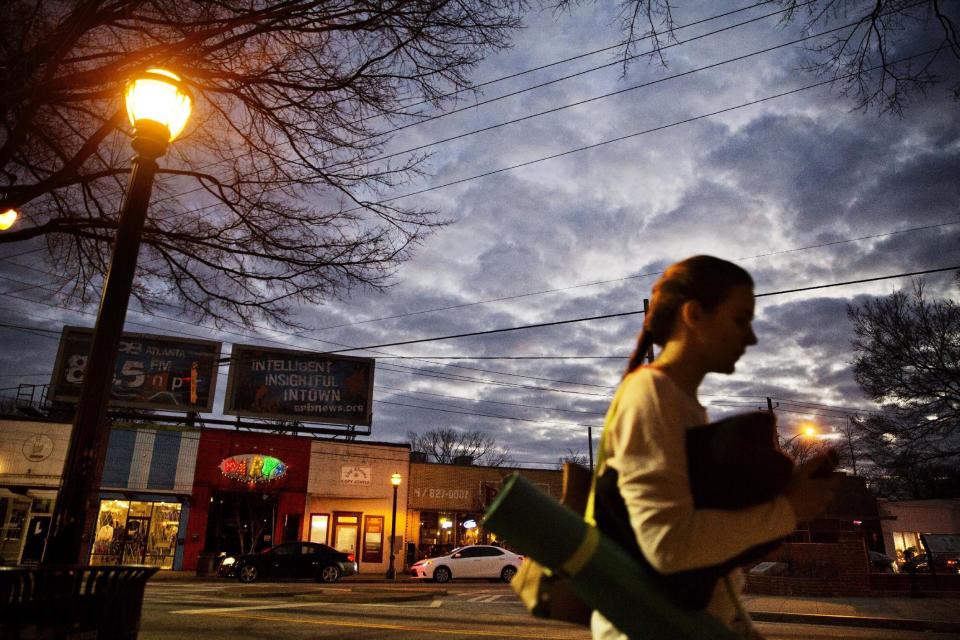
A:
[1, 1, 958, 468]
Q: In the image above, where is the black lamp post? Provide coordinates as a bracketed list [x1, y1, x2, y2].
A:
[42, 69, 192, 565]
[385, 472, 401, 579]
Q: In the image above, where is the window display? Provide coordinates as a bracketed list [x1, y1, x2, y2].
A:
[89, 499, 182, 569]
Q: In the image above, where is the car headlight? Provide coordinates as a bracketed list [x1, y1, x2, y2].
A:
[221, 557, 236, 567]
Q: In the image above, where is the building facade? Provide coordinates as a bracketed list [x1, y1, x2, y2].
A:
[0, 420, 69, 565]
[90, 425, 198, 569]
[304, 440, 410, 574]
[406, 461, 563, 563]
[182, 428, 311, 571]
[0, 418, 197, 569]
[879, 499, 960, 563]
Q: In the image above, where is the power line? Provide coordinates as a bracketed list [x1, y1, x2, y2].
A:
[312, 219, 959, 331]
[335, 49, 939, 214]
[330, 2, 825, 173]
[323, 265, 960, 353]
[376, 383, 606, 416]
[341, 12, 861, 175]
[374, 397, 595, 430]
[137, 1, 787, 210]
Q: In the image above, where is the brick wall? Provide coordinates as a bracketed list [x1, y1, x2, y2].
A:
[745, 539, 872, 596]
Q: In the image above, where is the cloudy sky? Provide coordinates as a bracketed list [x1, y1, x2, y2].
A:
[1, 1, 958, 468]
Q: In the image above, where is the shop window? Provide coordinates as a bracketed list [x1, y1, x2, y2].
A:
[362, 516, 384, 564]
[30, 497, 54, 515]
[89, 499, 182, 569]
[91, 500, 129, 566]
[0, 498, 31, 564]
[309, 514, 329, 545]
[145, 503, 182, 569]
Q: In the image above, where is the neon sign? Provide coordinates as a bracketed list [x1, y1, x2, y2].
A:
[219, 454, 288, 484]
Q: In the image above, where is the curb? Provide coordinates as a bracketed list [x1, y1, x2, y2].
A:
[750, 611, 960, 633]
[292, 590, 445, 603]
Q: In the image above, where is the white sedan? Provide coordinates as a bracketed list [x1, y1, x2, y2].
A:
[410, 545, 523, 583]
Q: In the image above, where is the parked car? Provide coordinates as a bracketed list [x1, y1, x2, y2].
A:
[868, 551, 898, 573]
[900, 552, 960, 575]
[218, 542, 357, 583]
[410, 544, 523, 583]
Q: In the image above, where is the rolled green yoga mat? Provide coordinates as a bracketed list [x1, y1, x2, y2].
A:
[483, 473, 742, 640]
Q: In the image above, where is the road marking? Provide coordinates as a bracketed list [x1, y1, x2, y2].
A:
[430, 600, 443, 608]
[178, 610, 586, 638]
[171, 601, 436, 614]
[467, 594, 503, 602]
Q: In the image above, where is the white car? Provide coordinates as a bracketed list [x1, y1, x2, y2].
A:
[410, 545, 523, 583]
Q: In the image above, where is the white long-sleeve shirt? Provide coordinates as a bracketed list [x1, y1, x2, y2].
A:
[591, 367, 797, 637]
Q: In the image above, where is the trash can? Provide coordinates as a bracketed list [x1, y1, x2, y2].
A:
[0, 565, 158, 640]
[195, 551, 220, 577]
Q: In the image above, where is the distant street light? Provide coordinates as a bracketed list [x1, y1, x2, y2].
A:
[43, 69, 192, 565]
[0, 208, 17, 230]
[386, 473, 402, 580]
[782, 422, 818, 447]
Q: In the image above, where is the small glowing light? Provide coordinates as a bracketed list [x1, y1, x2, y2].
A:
[391, 472, 402, 486]
[462, 519, 478, 529]
[125, 68, 192, 142]
[926, 415, 939, 421]
[0, 209, 17, 231]
[440, 519, 453, 530]
[852, 520, 862, 526]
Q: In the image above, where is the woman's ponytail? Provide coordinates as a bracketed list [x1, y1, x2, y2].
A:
[624, 327, 655, 377]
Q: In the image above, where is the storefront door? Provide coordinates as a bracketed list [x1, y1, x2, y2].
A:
[20, 515, 49, 564]
[122, 517, 149, 564]
[331, 512, 361, 559]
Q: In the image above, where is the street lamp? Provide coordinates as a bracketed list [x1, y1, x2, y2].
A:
[386, 472, 402, 580]
[43, 69, 192, 565]
[782, 422, 818, 447]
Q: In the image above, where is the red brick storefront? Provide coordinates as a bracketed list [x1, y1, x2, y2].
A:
[182, 429, 311, 570]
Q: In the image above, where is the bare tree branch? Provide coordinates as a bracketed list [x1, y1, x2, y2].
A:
[0, 0, 526, 328]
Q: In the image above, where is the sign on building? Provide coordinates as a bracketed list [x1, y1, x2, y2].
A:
[224, 344, 374, 426]
[49, 326, 220, 412]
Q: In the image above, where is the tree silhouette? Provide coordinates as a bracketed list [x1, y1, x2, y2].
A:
[847, 277, 960, 498]
[0, 1, 524, 327]
[407, 426, 512, 466]
[557, 0, 959, 114]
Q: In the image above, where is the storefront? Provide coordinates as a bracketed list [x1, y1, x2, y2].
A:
[0, 420, 69, 565]
[0, 419, 197, 569]
[407, 460, 562, 562]
[304, 440, 409, 574]
[183, 429, 311, 571]
[879, 499, 960, 564]
[88, 425, 198, 569]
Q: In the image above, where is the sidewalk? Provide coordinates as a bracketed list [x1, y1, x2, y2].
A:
[744, 593, 960, 632]
[148, 572, 960, 632]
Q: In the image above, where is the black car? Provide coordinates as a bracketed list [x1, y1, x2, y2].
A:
[218, 542, 358, 583]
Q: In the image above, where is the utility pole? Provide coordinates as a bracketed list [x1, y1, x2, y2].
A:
[588, 426, 594, 471]
[642, 299, 654, 363]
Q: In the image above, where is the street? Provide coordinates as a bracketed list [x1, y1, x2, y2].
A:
[140, 581, 960, 639]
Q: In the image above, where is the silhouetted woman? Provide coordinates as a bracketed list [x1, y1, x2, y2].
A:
[591, 256, 836, 639]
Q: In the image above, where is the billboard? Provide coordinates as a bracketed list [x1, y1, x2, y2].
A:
[49, 326, 221, 412]
[224, 344, 374, 426]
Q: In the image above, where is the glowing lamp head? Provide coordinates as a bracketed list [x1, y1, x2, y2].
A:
[0, 209, 17, 231]
[125, 68, 192, 154]
[391, 473, 402, 487]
